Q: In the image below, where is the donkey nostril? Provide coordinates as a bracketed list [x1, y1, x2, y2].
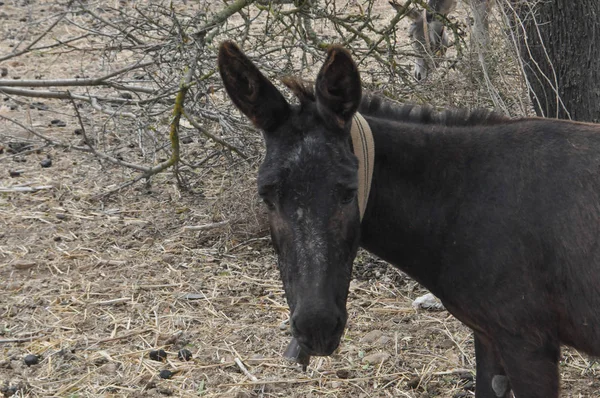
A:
[291, 310, 343, 351]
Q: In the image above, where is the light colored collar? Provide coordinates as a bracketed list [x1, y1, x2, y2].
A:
[350, 112, 375, 221]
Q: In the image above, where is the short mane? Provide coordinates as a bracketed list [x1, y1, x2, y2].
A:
[281, 77, 509, 127]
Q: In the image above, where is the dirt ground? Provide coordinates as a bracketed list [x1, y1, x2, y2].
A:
[1, 1, 599, 397]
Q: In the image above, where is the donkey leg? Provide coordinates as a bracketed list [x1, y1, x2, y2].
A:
[496, 334, 560, 398]
[474, 332, 511, 398]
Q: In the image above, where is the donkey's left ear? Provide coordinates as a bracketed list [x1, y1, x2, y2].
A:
[218, 41, 290, 133]
[315, 46, 362, 130]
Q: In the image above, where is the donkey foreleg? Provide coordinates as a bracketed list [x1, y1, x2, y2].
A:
[474, 332, 512, 398]
[495, 331, 560, 398]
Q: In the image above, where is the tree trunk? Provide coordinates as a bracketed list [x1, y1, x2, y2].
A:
[513, 0, 600, 122]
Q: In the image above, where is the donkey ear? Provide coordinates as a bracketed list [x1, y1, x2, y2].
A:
[218, 41, 290, 132]
[315, 46, 362, 130]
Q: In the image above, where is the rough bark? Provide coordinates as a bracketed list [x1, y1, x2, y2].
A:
[514, 0, 600, 122]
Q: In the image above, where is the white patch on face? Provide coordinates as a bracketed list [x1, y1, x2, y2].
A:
[287, 134, 328, 277]
[294, 209, 327, 279]
[287, 135, 321, 169]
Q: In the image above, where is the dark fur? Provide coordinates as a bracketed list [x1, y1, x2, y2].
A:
[218, 41, 600, 398]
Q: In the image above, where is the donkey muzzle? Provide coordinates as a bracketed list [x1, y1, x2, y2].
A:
[290, 307, 346, 356]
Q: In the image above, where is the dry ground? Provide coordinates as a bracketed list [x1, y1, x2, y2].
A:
[1, 1, 600, 397]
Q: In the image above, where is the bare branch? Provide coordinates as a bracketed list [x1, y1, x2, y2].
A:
[0, 61, 154, 87]
[0, 13, 67, 62]
[183, 109, 248, 160]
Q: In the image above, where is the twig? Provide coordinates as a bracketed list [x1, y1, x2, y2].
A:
[80, 6, 145, 46]
[0, 13, 66, 62]
[183, 109, 248, 160]
[0, 335, 45, 344]
[182, 220, 230, 231]
[0, 185, 54, 193]
[0, 61, 154, 87]
[193, 0, 256, 43]
[234, 357, 259, 382]
[85, 329, 153, 346]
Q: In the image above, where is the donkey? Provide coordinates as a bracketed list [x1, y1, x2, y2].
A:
[390, 0, 492, 80]
[218, 41, 600, 398]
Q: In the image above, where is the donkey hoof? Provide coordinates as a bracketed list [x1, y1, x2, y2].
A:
[492, 375, 509, 397]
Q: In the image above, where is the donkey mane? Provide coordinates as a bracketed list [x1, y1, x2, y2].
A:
[281, 77, 509, 127]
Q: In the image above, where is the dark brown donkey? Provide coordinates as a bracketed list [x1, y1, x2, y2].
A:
[218, 41, 600, 398]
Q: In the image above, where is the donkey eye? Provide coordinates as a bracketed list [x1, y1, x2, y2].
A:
[340, 189, 357, 205]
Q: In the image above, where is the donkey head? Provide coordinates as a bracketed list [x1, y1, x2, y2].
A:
[390, 0, 455, 80]
[218, 42, 363, 355]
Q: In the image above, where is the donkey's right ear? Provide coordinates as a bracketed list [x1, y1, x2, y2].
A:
[218, 41, 290, 133]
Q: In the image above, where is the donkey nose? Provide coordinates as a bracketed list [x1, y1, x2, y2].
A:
[291, 309, 345, 355]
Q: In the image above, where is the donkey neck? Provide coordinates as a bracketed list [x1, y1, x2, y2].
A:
[357, 116, 486, 293]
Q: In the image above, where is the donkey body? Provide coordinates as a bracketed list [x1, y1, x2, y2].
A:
[390, 0, 492, 80]
[218, 41, 600, 397]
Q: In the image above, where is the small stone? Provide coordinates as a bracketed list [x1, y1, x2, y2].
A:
[157, 386, 173, 395]
[99, 362, 119, 375]
[40, 158, 52, 168]
[158, 369, 173, 379]
[119, 92, 133, 100]
[0, 67, 7, 77]
[149, 349, 167, 362]
[181, 136, 193, 144]
[360, 330, 383, 345]
[13, 260, 36, 270]
[74, 128, 83, 135]
[177, 349, 192, 361]
[29, 102, 48, 111]
[377, 336, 391, 345]
[23, 354, 39, 366]
[279, 320, 290, 331]
[9, 170, 22, 177]
[407, 376, 420, 389]
[49, 119, 66, 127]
[361, 352, 390, 364]
[336, 369, 351, 379]
[412, 293, 445, 311]
[330, 381, 342, 388]
[56, 213, 66, 220]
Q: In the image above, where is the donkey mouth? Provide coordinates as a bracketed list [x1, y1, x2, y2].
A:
[289, 312, 346, 356]
[294, 334, 341, 356]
